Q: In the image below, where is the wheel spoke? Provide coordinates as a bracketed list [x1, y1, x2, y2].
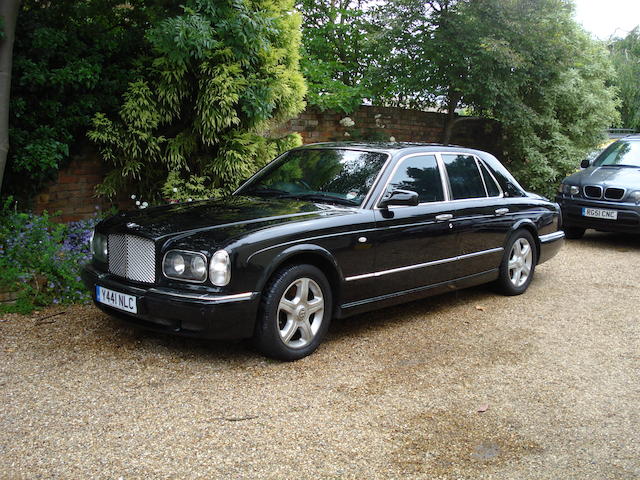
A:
[279, 298, 296, 314]
[307, 297, 324, 315]
[297, 278, 310, 303]
[521, 263, 531, 276]
[298, 318, 313, 342]
[508, 258, 518, 269]
[280, 319, 298, 343]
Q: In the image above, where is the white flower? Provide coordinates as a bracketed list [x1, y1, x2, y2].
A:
[142, 202, 148, 207]
[339, 117, 355, 128]
[131, 194, 136, 200]
[374, 113, 382, 119]
[188, 198, 193, 202]
[389, 136, 396, 142]
[135, 200, 140, 206]
[172, 187, 178, 193]
[344, 131, 351, 137]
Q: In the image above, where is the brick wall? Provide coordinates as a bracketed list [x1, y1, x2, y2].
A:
[33, 106, 500, 221]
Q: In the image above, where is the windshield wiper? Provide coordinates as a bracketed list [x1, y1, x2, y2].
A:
[278, 193, 359, 206]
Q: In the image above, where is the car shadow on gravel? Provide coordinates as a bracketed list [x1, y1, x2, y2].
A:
[576, 230, 640, 250]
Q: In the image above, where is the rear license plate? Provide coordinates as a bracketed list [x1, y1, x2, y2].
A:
[96, 286, 137, 314]
[582, 207, 618, 220]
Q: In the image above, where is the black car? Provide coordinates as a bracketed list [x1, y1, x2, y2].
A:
[82, 143, 564, 360]
[556, 135, 640, 239]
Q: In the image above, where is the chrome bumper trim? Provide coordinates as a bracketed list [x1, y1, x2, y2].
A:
[147, 289, 256, 303]
[539, 231, 565, 243]
[345, 247, 504, 282]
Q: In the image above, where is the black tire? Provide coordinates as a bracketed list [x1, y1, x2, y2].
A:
[563, 227, 585, 239]
[253, 264, 332, 361]
[497, 229, 538, 296]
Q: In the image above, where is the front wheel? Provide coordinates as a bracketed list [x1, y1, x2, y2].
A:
[253, 264, 332, 361]
[497, 229, 537, 296]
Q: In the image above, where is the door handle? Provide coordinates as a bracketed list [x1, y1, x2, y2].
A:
[495, 208, 509, 216]
[435, 213, 453, 222]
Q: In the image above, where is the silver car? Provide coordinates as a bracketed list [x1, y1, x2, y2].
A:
[556, 135, 640, 239]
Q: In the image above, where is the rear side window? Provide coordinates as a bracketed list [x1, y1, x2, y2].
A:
[442, 154, 487, 199]
[386, 154, 444, 203]
[479, 161, 501, 197]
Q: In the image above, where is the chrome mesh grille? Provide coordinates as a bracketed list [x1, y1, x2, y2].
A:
[108, 234, 156, 283]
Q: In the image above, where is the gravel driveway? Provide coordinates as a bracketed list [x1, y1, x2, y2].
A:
[1, 231, 639, 479]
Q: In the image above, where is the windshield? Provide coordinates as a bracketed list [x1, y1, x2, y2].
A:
[236, 148, 389, 206]
[592, 140, 640, 167]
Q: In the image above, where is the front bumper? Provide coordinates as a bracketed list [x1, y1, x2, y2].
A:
[81, 264, 260, 340]
[556, 195, 640, 233]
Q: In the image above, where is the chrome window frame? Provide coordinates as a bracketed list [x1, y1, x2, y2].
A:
[374, 152, 504, 209]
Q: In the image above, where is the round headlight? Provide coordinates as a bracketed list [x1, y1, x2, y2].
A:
[630, 191, 640, 204]
[209, 250, 231, 286]
[191, 255, 206, 277]
[570, 186, 580, 195]
[172, 253, 185, 275]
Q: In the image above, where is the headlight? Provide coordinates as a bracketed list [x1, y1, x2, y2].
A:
[91, 231, 108, 263]
[209, 250, 231, 286]
[560, 184, 579, 195]
[163, 250, 207, 282]
[630, 191, 640, 204]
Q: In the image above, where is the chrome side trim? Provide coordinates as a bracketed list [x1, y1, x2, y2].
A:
[345, 247, 504, 281]
[539, 231, 565, 243]
[147, 289, 255, 303]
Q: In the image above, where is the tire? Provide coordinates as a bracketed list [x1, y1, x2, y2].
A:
[497, 229, 537, 296]
[563, 226, 585, 239]
[253, 264, 332, 361]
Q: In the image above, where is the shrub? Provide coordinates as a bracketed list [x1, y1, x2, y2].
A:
[0, 199, 97, 314]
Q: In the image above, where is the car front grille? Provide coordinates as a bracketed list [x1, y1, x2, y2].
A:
[108, 234, 156, 283]
[604, 187, 625, 200]
[584, 185, 602, 199]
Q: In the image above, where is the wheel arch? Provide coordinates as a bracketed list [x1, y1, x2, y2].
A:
[255, 245, 343, 315]
[508, 219, 541, 264]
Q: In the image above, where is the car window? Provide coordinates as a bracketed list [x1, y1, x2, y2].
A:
[479, 161, 501, 197]
[386, 155, 444, 203]
[237, 149, 388, 206]
[592, 140, 640, 167]
[442, 154, 487, 199]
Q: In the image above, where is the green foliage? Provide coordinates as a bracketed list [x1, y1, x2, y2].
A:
[609, 28, 640, 131]
[296, 0, 385, 113]
[90, 0, 306, 202]
[6, 0, 178, 200]
[0, 198, 98, 314]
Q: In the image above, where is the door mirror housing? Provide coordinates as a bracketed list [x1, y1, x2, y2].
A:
[379, 189, 419, 208]
[580, 159, 592, 169]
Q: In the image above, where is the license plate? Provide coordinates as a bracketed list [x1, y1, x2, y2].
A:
[96, 286, 137, 314]
[582, 207, 618, 220]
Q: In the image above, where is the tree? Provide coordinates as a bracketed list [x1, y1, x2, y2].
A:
[0, 0, 20, 195]
[609, 28, 640, 131]
[89, 0, 306, 202]
[380, 0, 619, 196]
[5, 0, 177, 201]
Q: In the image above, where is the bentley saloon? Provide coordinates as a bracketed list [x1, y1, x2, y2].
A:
[82, 143, 564, 360]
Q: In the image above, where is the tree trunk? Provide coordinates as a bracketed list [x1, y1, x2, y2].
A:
[441, 91, 460, 145]
[0, 0, 20, 194]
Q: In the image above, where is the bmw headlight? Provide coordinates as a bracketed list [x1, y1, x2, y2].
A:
[559, 184, 579, 196]
[90, 231, 108, 263]
[163, 250, 208, 283]
[209, 250, 231, 286]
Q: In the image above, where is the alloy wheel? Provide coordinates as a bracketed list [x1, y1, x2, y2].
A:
[508, 237, 533, 288]
[277, 277, 325, 349]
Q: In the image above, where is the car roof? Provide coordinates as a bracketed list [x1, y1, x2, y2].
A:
[295, 141, 474, 154]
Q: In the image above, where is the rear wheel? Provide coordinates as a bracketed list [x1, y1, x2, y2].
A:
[563, 226, 585, 239]
[253, 264, 332, 361]
[497, 229, 537, 296]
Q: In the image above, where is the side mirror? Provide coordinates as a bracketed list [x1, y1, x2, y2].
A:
[379, 189, 419, 208]
[580, 159, 592, 169]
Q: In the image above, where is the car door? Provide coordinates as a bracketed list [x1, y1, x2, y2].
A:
[371, 153, 460, 297]
[440, 153, 511, 275]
